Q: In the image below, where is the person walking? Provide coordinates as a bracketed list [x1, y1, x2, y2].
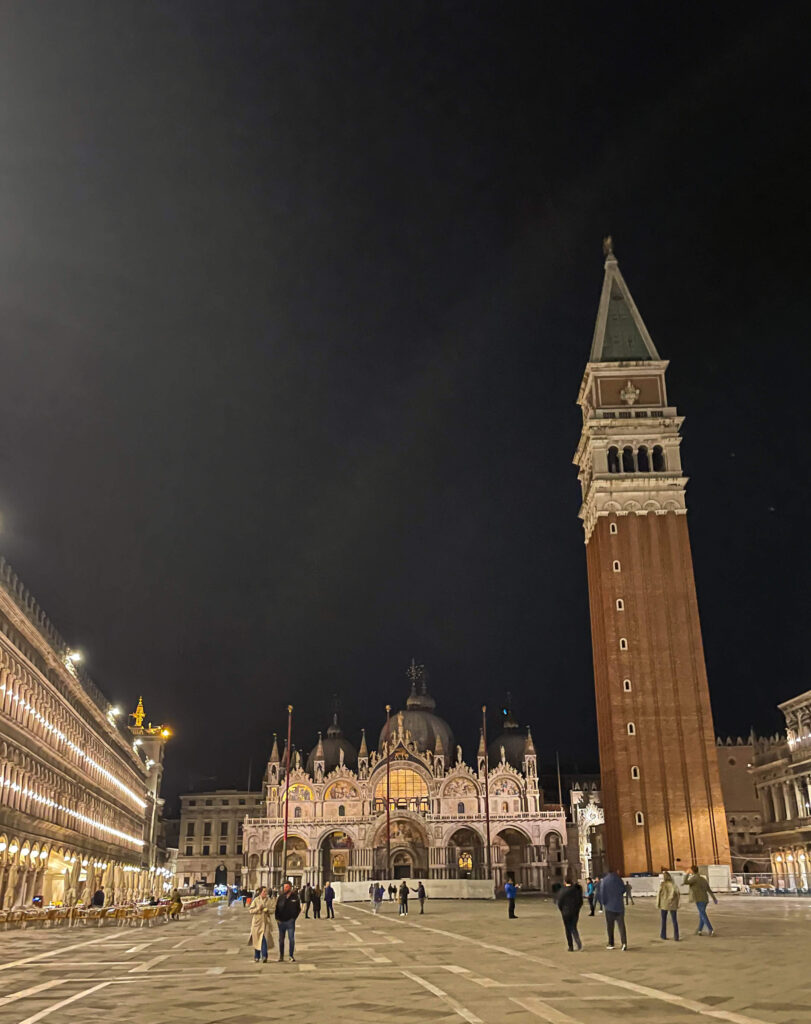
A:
[415, 881, 426, 914]
[684, 866, 718, 936]
[372, 884, 384, 914]
[398, 880, 409, 916]
[368, 882, 376, 908]
[249, 886, 274, 963]
[302, 882, 313, 919]
[594, 876, 604, 913]
[657, 870, 680, 940]
[556, 878, 584, 951]
[311, 885, 322, 919]
[505, 876, 517, 919]
[624, 880, 635, 906]
[586, 878, 595, 915]
[388, 883, 396, 902]
[275, 882, 302, 962]
[169, 888, 183, 921]
[598, 870, 628, 950]
[324, 882, 335, 919]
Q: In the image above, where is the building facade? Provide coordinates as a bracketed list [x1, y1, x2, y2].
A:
[0, 557, 172, 907]
[243, 665, 567, 891]
[176, 789, 264, 889]
[751, 690, 811, 888]
[715, 737, 765, 874]
[573, 240, 730, 874]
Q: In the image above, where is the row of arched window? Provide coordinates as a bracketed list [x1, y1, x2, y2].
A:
[607, 445, 666, 474]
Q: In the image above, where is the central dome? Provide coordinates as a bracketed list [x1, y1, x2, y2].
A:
[377, 662, 454, 755]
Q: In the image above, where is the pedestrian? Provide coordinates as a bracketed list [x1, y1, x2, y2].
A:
[398, 880, 409, 916]
[504, 876, 517, 919]
[92, 886, 105, 908]
[311, 885, 322, 919]
[169, 888, 182, 920]
[369, 882, 375, 906]
[249, 885, 274, 963]
[324, 882, 335, 919]
[597, 869, 628, 950]
[372, 884, 384, 914]
[415, 881, 426, 914]
[586, 877, 595, 915]
[302, 882, 313, 919]
[555, 878, 584, 951]
[388, 883, 396, 902]
[683, 865, 718, 936]
[274, 882, 302, 962]
[657, 870, 680, 941]
[624, 880, 635, 906]
[594, 876, 604, 913]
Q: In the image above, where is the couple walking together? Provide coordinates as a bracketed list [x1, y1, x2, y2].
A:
[249, 883, 301, 963]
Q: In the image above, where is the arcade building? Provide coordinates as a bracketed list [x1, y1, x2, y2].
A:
[243, 664, 567, 891]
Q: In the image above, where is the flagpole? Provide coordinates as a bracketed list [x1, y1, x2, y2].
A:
[385, 704, 392, 880]
[482, 705, 492, 882]
[280, 704, 293, 888]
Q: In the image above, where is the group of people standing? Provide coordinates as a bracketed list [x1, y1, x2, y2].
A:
[368, 880, 426, 915]
[541, 866, 718, 952]
[300, 882, 335, 919]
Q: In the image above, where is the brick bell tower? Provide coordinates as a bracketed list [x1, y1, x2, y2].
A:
[573, 238, 730, 875]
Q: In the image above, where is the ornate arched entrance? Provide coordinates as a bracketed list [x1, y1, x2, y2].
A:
[319, 830, 353, 884]
[493, 826, 533, 889]
[447, 827, 484, 879]
[373, 817, 428, 879]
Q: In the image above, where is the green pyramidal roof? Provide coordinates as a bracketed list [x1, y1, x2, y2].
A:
[589, 254, 660, 362]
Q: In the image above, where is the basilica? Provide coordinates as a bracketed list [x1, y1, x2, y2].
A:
[243, 664, 567, 892]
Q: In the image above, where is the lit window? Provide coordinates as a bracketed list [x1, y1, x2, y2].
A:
[635, 811, 644, 825]
[631, 766, 640, 779]
[375, 768, 429, 803]
[623, 679, 632, 692]
[627, 722, 635, 735]
[609, 522, 618, 535]
[616, 599, 624, 611]
[619, 637, 628, 651]
[613, 560, 621, 572]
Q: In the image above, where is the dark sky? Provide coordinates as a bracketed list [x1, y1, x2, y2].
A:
[1, 3, 809, 807]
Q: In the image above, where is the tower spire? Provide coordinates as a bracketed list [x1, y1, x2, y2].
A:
[589, 239, 660, 363]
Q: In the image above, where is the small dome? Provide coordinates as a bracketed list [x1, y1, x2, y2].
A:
[306, 714, 357, 775]
[488, 707, 526, 771]
[377, 661, 454, 755]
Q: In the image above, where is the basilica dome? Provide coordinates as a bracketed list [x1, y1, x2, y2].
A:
[377, 664, 454, 756]
[488, 706, 531, 771]
[306, 713, 357, 774]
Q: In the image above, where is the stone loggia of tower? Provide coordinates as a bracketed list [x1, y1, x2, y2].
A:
[573, 239, 730, 875]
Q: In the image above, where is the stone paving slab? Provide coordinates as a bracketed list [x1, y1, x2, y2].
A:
[0, 896, 807, 1023]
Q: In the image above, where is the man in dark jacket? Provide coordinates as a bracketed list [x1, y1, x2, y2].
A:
[274, 883, 302, 962]
[92, 886, 105, 908]
[597, 870, 628, 950]
[555, 880, 583, 951]
[302, 882, 313, 919]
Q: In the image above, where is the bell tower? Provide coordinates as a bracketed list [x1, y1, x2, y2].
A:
[573, 239, 730, 874]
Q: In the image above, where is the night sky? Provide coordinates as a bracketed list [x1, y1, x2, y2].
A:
[1, 3, 808, 807]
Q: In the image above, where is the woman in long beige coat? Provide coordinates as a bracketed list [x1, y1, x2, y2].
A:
[657, 870, 680, 941]
[249, 886, 274, 963]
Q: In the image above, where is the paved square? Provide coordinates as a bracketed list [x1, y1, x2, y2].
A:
[0, 896, 807, 1023]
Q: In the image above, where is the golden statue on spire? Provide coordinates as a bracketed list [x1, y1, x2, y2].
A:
[131, 696, 145, 729]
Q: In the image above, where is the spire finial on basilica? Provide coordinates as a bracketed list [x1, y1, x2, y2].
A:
[269, 732, 280, 763]
[358, 728, 368, 758]
[602, 234, 615, 260]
